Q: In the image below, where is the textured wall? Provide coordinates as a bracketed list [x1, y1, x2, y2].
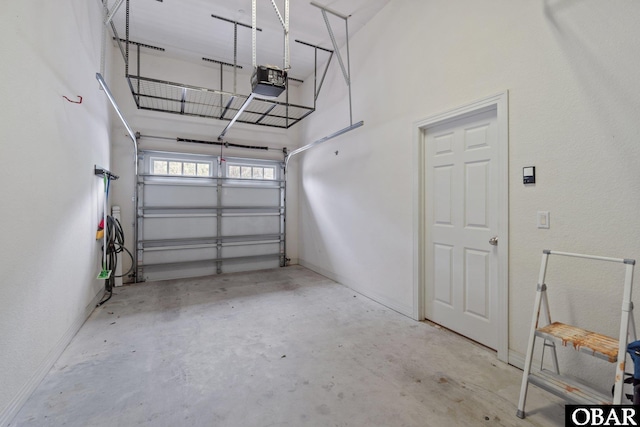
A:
[297, 0, 640, 390]
[0, 0, 110, 422]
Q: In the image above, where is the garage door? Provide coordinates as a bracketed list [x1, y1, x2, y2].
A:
[136, 151, 285, 281]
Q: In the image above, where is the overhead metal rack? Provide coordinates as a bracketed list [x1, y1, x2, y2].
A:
[109, 0, 334, 131]
[126, 75, 314, 129]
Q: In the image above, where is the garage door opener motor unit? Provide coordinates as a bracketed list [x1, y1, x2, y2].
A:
[252, 65, 287, 98]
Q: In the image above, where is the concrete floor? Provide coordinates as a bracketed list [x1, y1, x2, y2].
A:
[11, 266, 564, 426]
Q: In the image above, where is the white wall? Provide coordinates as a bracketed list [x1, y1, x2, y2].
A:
[2, 2, 638, 418]
[296, 0, 640, 390]
[108, 47, 305, 278]
[0, 1, 111, 423]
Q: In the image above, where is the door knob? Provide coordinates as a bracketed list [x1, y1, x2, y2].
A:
[489, 236, 498, 246]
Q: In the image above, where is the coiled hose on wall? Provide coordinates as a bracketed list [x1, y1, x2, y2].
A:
[98, 215, 134, 306]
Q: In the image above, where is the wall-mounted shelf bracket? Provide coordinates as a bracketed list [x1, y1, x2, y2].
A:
[285, 120, 363, 168]
[95, 166, 119, 180]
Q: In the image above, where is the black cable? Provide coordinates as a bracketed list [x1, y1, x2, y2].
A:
[97, 289, 112, 307]
[97, 215, 134, 306]
[106, 215, 135, 278]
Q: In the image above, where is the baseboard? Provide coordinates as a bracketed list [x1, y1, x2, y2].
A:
[299, 259, 414, 318]
[509, 349, 526, 370]
[0, 289, 103, 427]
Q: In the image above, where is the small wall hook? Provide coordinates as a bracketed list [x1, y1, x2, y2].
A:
[63, 95, 83, 104]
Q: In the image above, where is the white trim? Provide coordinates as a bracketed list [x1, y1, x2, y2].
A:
[509, 349, 526, 370]
[412, 91, 509, 362]
[0, 290, 104, 426]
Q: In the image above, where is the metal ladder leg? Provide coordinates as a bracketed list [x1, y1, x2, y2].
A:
[517, 251, 550, 419]
[613, 261, 636, 404]
[540, 288, 560, 375]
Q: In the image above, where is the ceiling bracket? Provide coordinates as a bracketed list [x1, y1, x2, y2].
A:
[294, 39, 333, 107]
[311, 1, 354, 126]
[284, 3, 363, 168]
[104, 0, 125, 25]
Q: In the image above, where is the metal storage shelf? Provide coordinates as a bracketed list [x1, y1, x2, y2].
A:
[127, 74, 313, 129]
[107, 1, 338, 135]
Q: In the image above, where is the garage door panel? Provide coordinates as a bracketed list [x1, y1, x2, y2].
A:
[221, 242, 280, 258]
[221, 215, 280, 236]
[143, 216, 217, 240]
[145, 184, 217, 208]
[143, 264, 218, 282]
[137, 152, 284, 282]
[221, 258, 280, 274]
[143, 246, 217, 265]
[222, 187, 280, 207]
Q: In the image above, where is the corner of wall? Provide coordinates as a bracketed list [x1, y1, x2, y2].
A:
[0, 290, 103, 426]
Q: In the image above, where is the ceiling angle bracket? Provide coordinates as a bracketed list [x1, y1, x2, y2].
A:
[311, 1, 355, 125]
[294, 39, 334, 105]
[269, 0, 290, 70]
[311, 1, 350, 87]
[211, 13, 262, 96]
[282, 0, 363, 168]
[99, 0, 127, 77]
[104, 0, 125, 25]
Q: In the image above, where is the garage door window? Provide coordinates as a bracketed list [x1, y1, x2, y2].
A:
[151, 159, 212, 177]
[227, 164, 275, 180]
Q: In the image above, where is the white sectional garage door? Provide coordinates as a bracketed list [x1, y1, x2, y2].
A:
[137, 151, 285, 282]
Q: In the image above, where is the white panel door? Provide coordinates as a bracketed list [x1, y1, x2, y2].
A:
[425, 108, 499, 349]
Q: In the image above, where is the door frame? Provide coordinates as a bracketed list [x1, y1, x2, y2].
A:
[412, 91, 509, 362]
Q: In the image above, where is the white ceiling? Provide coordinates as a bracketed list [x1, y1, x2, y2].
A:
[111, 0, 390, 82]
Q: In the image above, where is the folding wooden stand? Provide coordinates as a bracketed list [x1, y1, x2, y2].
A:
[517, 250, 636, 418]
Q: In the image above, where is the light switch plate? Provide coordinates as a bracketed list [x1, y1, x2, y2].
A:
[537, 211, 550, 229]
